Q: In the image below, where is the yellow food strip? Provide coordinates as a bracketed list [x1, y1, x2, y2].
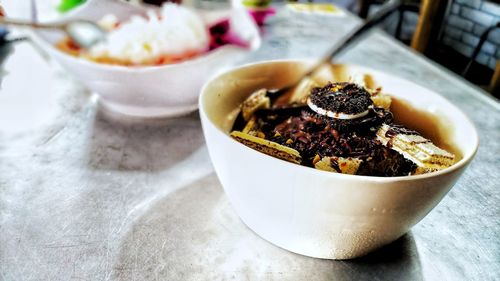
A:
[230, 131, 302, 164]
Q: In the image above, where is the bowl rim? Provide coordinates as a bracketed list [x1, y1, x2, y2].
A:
[199, 59, 480, 183]
[36, 35, 253, 73]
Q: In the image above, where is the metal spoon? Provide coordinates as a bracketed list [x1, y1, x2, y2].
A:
[268, 0, 402, 100]
[0, 17, 106, 48]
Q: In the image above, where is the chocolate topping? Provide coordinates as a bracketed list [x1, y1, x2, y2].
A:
[309, 82, 373, 115]
[356, 147, 417, 177]
[257, 108, 392, 167]
[385, 124, 420, 138]
[231, 81, 426, 177]
[329, 157, 342, 173]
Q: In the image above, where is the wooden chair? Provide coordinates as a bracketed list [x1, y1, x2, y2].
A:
[490, 61, 499, 98]
[358, 0, 449, 54]
[462, 22, 500, 98]
[411, 0, 449, 53]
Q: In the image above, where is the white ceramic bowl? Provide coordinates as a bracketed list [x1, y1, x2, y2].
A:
[199, 60, 479, 259]
[32, 0, 260, 117]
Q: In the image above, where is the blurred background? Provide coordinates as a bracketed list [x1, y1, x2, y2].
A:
[350, 0, 500, 98]
[0, 0, 499, 98]
[290, 0, 500, 98]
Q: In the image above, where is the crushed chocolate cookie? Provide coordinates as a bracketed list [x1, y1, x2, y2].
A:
[231, 81, 454, 177]
[385, 124, 419, 138]
[309, 82, 373, 115]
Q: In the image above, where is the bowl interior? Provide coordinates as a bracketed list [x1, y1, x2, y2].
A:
[201, 60, 478, 171]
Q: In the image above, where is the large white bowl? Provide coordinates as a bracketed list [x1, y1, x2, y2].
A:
[31, 0, 260, 117]
[199, 60, 479, 259]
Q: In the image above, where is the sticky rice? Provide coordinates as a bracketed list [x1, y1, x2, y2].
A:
[63, 4, 210, 66]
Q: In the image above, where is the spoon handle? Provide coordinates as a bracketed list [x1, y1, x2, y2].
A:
[316, 0, 402, 71]
[0, 17, 65, 30]
[270, 0, 402, 99]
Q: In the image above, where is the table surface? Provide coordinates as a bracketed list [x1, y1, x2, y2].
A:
[1, 6, 499, 281]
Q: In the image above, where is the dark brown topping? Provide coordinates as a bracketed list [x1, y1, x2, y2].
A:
[385, 124, 420, 138]
[309, 82, 373, 115]
[231, 81, 423, 177]
[356, 147, 417, 177]
[255, 105, 308, 118]
[257, 108, 391, 166]
[330, 157, 341, 173]
[256, 106, 391, 134]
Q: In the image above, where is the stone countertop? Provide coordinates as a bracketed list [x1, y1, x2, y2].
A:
[1, 7, 499, 281]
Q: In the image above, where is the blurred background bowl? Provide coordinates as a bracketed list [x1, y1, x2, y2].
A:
[199, 60, 478, 259]
[31, 0, 261, 118]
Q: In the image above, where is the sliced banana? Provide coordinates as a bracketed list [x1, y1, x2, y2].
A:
[241, 88, 271, 121]
[230, 131, 302, 164]
[376, 124, 455, 174]
[242, 117, 261, 137]
[365, 87, 392, 110]
[371, 93, 392, 110]
[314, 156, 362, 175]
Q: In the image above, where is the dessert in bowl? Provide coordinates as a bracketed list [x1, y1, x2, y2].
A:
[199, 60, 478, 259]
[56, 4, 211, 66]
[32, 0, 260, 117]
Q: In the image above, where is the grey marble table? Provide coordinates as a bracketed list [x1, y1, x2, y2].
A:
[1, 7, 499, 281]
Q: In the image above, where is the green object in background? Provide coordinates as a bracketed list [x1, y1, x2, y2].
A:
[58, 0, 86, 13]
[242, 0, 271, 8]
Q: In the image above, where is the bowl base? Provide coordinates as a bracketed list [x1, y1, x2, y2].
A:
[97, 97, 198, 119]
[234, 207, 396, 260]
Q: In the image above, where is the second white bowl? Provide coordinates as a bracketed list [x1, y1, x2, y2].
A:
[32, 0, 261, 117]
